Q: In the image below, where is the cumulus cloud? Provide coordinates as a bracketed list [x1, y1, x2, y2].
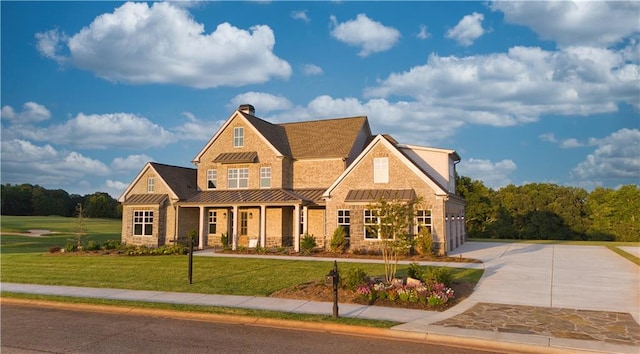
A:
[35, 2, 291, 88]
[571, 128, 640, 182]
[491, 1, 640, 48]
[365, 43, 639, 126]
[330, 14, 401, 57]
[1, 139, 110, 187]
[445, 12, 485, 46]
[417, 24, 431, 40]
[173, 112, 216, 141]
[104, 179, 130, 199]
[111, 154, 154, 172]
[229, 92, 293, 114]
[457, 158, 518, 189]
[10, 112, 174, 149]
[291, 10, 310, 23]
[539, 133, 585, 148]
[1, 102, 51, 123]
[302, 64, 324, 76]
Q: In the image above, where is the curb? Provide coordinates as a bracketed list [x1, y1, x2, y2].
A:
[0, 297, 582, 353]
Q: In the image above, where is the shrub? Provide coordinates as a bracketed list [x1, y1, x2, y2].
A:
[220, 233, 229, 250]
[300, 233, 317, 255]
[102, 239, 121, 250]
[414, 228, 434, 256]
[424, 267, 453, 287]
[49, 246, 61, 253]
[85, 240, 101, 251]
[65, 240, 77, 253]
[343, 267, 368, 290]
[329, 227, 348, 253]
[407, 262, 424, 281]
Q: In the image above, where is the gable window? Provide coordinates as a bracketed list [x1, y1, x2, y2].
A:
[260, 167, 271, 188]
[147, 177, 155, 193]
[228, 168, 249, 189]
[234, 127, 244, 148]
[208, 211, 217, 234]
[373, 157, 389, 183]
[133, 211, 153, 236]
[363, 209, 379, 239]
[337, 209, 350, 238]
[240, 211, 248, 235]
[207, 169, 217, 189]
[415, 210, 432, 235]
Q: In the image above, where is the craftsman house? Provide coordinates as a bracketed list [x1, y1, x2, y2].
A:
[119, 104, 466, 255]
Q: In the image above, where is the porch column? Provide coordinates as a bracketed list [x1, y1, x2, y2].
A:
[302, 206, 308, 235]
[232, 205, 238, 250]
[260, 205, 266, 248]
[198, 206, 206, 250]
[293, 204, 300, 252]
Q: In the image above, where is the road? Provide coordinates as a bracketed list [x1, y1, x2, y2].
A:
[1, 304, 495, 354]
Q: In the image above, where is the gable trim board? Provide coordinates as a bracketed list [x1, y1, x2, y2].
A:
[119, 162, 181, 203]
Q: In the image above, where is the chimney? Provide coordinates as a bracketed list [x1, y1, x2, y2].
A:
[238, 104, 255, 116]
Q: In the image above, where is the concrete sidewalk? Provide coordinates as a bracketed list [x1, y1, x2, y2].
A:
[2, 242, 639, 353]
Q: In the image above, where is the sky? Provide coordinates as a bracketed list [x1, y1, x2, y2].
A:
[1, 1, 639, 198]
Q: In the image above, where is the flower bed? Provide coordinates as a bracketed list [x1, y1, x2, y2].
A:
[356, 278, 454, 308]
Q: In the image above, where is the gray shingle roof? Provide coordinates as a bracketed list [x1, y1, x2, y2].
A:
[149, 162, 197, 199]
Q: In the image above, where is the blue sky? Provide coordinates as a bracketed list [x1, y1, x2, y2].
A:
[1, 1, 638, 198]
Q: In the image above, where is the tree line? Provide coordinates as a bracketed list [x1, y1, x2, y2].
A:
[1, 184, 121, 219]
[456, 176, 639, 242]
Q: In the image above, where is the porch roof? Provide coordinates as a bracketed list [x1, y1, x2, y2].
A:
[180, 188, 325, 205]
[213, 151, 258, 164]
[344, 189, 416, 202]
[123, 193, 169, 205]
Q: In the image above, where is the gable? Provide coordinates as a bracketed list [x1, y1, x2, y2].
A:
[119, 162, 196, 203]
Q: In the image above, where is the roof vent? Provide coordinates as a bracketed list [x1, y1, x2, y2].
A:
[238, 104, 255, 116]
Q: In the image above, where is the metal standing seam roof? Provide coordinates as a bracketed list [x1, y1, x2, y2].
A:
[180, 188, 326, 205]
[213, 151, 258, 164]
[123, 194, 169, 205]
[344, 189, 416, 202]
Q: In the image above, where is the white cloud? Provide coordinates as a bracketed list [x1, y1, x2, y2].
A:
[111, 154, 154, 172]
[445, 12, 485, 46]
[229, 92, 293, 114]
[0, 139, 110, 188]
[330, 14, 401, 57]
[559, 138, 584, 149]
[172, 112, 216, 141]
[10, 112, 174, 149]
[538, 133, 557, 143]
[1, 102, 51, 123]
[491, 1, 640, 48]
[302, 64, 324, 76]
[35, 2, 291, 88]
[291, 10, 310, 23]
[365, 43, 638, 126]
[417, 24, 430, 40]
[571, 128, 640, 181]
[457, 158, 518, 189]
[104, 179, 129, 199]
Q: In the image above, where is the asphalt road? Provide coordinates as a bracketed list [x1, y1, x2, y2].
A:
[1, 304, 496, 354]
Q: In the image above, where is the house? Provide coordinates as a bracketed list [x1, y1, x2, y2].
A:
[119, 104, 466, 255]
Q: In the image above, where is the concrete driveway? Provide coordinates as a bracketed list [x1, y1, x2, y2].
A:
[447, 242, 640, 323]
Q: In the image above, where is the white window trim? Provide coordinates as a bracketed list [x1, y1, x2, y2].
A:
[207, 169, 217, 190]
[337, 209, 350, 237]
[363, 209, 381, 240]
[147, 177, 155, 193]
[260, 167, 271, 188]
[208, 211, 217, 234]
[234, 127, 244, 148]
[373, 157, 389, 183]
[228, 167, 249, 189]
[133, 210, 154, 236]
[415, 209, 433, 235]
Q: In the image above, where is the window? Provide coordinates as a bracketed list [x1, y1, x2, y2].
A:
[234, 127, 244, 148]
[240, 211, 248, 235]
[373, 157, 389, 183]
[260, 167, 271, 188]
[415, 210, 432, 235]
[208, 211, 217, 234]
[228, 168, 249, 189]
[337, 209, 350, 238]
[133, 211, 153, 236]
[363, 209, 379, 239]
[147, 177, 155, 193]
[207, 169, 217, 189]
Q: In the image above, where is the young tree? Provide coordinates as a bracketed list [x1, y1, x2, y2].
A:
[365, 197, 419, 283]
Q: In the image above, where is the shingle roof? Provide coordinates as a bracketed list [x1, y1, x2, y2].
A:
[181, 188, 326, 205]
[213, 151, 258, 164]
[280, 116, 369, 159]
[149, 162, 198, 199]
[345, 189, 416, 202]
[241, 113, 292, 156]
[124, 194, 169, 205]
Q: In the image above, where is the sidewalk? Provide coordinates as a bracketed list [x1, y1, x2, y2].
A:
[2, 242, 639, 353]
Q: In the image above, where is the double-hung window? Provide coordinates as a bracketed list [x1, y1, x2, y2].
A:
[260, 167, 271, 188]
[240, 212, 248, 235]
[234, 127, 244, 148]
[208, 211, 217, 234]
[228, 168, 249, 189]
[363, 209, 379, 239]
[373, 157, 389, 183]
[133, 211, 153, 236]
[147, 177, 155, 193]
[415, 210, 432, 235]
[337, 209, 350, 238]
[207, 169, 217, 189]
